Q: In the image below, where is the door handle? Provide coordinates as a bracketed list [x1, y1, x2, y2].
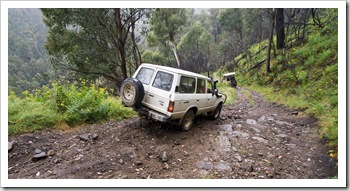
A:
[184, 101, 189, 103]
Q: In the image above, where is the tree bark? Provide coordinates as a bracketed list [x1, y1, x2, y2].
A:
[275, 8, 285, 49]
[170, 33, 182, 69]
[266, 9, 276, 74]
[115, 8, 128, 80]
[130, 9, 143, 70]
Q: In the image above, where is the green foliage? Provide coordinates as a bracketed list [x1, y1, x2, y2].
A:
[149, 8, 188, 41]
[8, 91, 61, 135]
[236, 9, 338, 148]
[8, 9, 54, 95]
[141, 50, 167, 65]
[8, 81, 137, 135]
[177, 22, 214, 73]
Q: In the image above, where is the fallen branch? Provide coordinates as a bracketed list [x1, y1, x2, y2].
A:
[249, 58, 267, 71]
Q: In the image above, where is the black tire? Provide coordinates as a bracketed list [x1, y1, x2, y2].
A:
[231, 77, 237, 87]
[180, 109, 195, 131]
[208, 104, 222, 120]
[120, 78, 144, 108]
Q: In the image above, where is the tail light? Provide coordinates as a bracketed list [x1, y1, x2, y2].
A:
[168, 101, 175, 112]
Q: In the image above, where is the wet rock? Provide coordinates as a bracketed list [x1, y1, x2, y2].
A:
[267, 117, 274, 122]
[32, 152, 47, 161]
[78, 134, 89, 141]
[218, 124, 233, 132]
[161, 151, 168, 162]
[234, 153, 242, 162]
[233, 115, 242, 119]
[258, 116, 266, 123]
[275, 120, 294, 127]
[34, 148, 42, 154]
[276, 134, 289, 138]
[217, 133, 231, 152]
[232, 131, 250, 138]
[249, 126, 261, 133]
[197, 161, 213, 170]
[163, 163, 170, 170]
[136, 160, 143, 166]
[215, 162, 232, 171]
[8, 141, 14, 152]
[47, 150, 55, 156]
[289, 137, 299, 144]
[291, 111, 299, 115]
[75, 154, 84, 161]
[252, 136, 267, 143]
[92, 134, 99, 140]
[242, 164, 254, 172]
[246, 119, 257, 125]
[232, 146, 238, 152]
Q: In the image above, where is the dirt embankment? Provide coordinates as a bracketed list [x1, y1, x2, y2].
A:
[8, 87, 338, 179]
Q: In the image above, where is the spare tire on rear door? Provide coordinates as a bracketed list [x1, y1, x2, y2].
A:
[120, 78, 144, 108]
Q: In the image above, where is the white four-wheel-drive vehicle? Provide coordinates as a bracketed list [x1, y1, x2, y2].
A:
[120, 63, 226, 131]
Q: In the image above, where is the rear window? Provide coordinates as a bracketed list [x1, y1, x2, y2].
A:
[179, 76, 196, 94]
[152, 71, 174, 91]
[136, 67, 154, 85]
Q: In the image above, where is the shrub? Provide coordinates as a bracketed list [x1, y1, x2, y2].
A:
[8, 81, 137, 135]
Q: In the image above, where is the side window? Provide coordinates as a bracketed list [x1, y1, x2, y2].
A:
[206, 79, 213, 94]
[196, 79, 206, 94]
[136, 67, 154, 85]
[152, 71, 174, 91]
[179, 76, 196, 94]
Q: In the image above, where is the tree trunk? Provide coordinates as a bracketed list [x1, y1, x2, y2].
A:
[266, 9, 276, 74]
[115, 8, 127, 80]
[275, 8, 285, 49]
[170, 34, 181, 69]
[131, 21, 141, 69]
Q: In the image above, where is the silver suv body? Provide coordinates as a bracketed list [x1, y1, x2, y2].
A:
[121, 63, 226, 131]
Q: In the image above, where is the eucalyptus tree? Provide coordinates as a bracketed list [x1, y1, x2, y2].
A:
[149, 8, 187, 69]
[218, 9, 244, 51]
[275, 8, 285, 49]
[41, 8, 148, 90]
[178, 22, 212, 73]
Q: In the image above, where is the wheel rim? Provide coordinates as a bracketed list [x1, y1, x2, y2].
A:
[123, 83, 135, 101]
[214, 105, 221, 118]
[183, 112, 194, 130]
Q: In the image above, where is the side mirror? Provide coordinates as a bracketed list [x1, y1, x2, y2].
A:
[213, 79, 218, 90]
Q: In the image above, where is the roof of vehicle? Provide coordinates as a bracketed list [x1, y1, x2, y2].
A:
[140, 63, 211, 80]
[223, 72, 236, 77]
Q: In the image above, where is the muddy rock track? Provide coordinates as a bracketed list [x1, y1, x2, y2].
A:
[8, 87, 337, 179]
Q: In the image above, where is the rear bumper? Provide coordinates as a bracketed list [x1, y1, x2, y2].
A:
[137, 107, 171, 123]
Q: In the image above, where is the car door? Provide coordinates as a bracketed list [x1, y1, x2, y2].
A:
[196, 78, 208, 114]
[174, 76, 197, 116]
[206, 79, 217, 110]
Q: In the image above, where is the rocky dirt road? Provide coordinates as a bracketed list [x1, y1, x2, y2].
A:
[8, 87, 338, 179]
